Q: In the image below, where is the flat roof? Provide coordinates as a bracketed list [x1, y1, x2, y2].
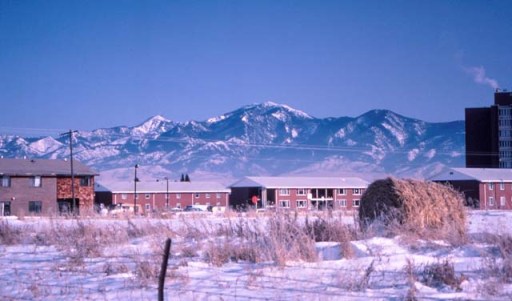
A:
[431, 168, 512, 183]
[96, 181, 230, 193]
[230, 176, 369, 189]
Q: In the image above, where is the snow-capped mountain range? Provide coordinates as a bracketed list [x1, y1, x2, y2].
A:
[0, 102, 464, 183]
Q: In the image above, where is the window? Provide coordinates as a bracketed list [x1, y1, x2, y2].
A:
[279, 200, 290, 208]
[121, 194, 127, 200]
[145, 204, 151, 211]
[29, 201, 42, 213]
[205, 193, 211, 198]
[353, 199, 360, 207]
[501, 196, 506, 206]
[145, 194, 151, 199]
[489, 196, 495, 206]
[1, 176, 10, 187]
[80, 176, 91, 186]
[32, 176, 42, 187]
[339, 199, 347, 207]
[194, 193, 200, 198]
[338, 189, 346, 195]
[176, 193, 181, 199]
[297, 200, 307, 208]
[353, 188, 361, 195]
[297, 189, 306, 196]
[489, 183, 494, 190]
[279, 189, 290, 196]
[501, 182, 506, 190]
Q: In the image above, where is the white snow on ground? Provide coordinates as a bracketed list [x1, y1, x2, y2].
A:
[0, 210, 511, 300]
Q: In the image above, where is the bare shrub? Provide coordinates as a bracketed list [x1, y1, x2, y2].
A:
[336, 261, 376, 291]
[421, 259, 466, 291]
[478, 232, 512, 288]
[181, 245, 199, 258]
[404, 258, 418, 301]
[265, 212, 317, 266]
[0, 220, 23, 245]
[204, 240, 260, 266]
[304, 217, 357, 258]
[103, 262, 130, 275]
[359, 178, 467, 245]
[134, 259, 159, 285]
[48, 219, 131, 264]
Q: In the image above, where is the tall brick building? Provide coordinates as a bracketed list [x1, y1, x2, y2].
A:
[0, 158, 97, 216]
[466, 91, 512, 168]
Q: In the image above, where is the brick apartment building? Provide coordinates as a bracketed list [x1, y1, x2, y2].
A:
[95, 181, 230, 214]
[466, 91, 512, 168]
[229, 176, 369, 211]
[431, 167, 512, 210]
[0, 158, 97, 216]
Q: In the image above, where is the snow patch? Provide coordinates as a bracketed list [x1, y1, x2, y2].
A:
[382, 122, 406, 146]
[207, 115, 227, 123]
[28, 137, 63, 153]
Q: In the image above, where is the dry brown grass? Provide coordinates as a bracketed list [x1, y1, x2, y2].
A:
[0, 220, 24, 245]
[421, 259, 466, 291]
[359, 177, 467, 244]
[304, 216, 357, 259]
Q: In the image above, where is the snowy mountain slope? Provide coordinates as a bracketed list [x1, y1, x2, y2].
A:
[0, 103, 464, 181]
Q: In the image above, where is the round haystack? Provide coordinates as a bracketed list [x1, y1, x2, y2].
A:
[358, 177, 467, 242]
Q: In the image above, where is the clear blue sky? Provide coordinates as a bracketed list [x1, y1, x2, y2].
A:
[1, 0, 511, 135]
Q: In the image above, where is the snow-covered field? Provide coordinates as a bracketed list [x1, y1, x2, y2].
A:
[1, 210, 511, 300]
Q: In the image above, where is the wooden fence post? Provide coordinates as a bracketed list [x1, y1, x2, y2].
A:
[158, 238, 172, 301]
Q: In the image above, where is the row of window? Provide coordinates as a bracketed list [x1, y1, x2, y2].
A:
[499, 119, 512, 126]
[500, 161, 512, 168]
[499, 130, 512, 138]
[278, 199, 360, 208]
[0, 176, 92, 187]
[499, 140, 512, 148]
[278, 188, 363, 196]
[121, 192, 224, 200]
[488, 196, 508, 207]
[499, 151, 512, 158]
[499, 107, 511, 116]
[487, 182, 512, 190]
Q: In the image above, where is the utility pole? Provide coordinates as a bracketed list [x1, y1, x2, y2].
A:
[60, 130, 78, 214]
[134, 164, 139, 214]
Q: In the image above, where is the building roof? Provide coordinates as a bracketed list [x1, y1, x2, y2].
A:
[430, 168, 512, 183]
[0, 158, 97, 176]
[95, 181, 230, 193]
[229, 176, 369, 189]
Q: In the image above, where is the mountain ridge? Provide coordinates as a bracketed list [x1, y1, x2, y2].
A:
[0, 102, 465, 183]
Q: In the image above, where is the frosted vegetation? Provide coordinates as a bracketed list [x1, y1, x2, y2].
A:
[0, 210, 511, 300]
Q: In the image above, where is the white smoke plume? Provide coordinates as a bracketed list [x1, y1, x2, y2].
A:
[465, 66, 499, 90]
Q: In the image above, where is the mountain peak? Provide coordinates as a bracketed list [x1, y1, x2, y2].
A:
[251, 101, 313, 119]
[132, 115, 172, 135]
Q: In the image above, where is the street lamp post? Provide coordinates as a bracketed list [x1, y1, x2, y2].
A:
[134, 164, 139, 214]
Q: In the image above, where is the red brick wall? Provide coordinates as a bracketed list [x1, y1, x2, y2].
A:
[480, 182, 512, 210]
[273, 188, 365, 210]
[57, 177, 95, 210]
[112, 192, 229, 213]
[0, 176, 58, 215]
